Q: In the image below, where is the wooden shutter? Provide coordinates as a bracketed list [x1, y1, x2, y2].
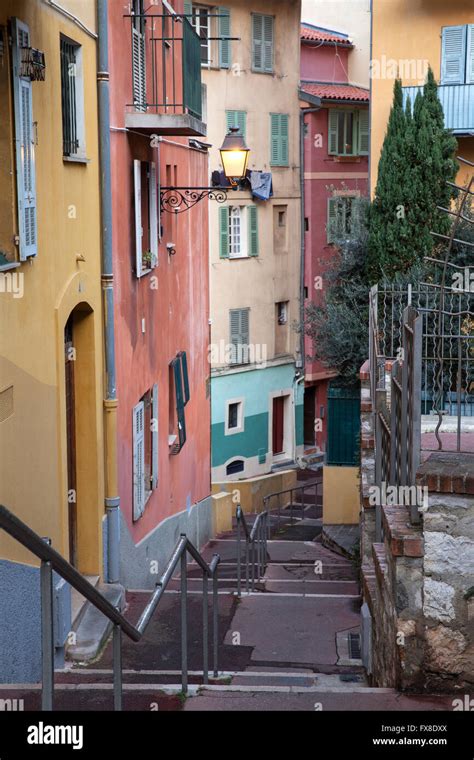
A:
[441, 25, 466, 84]
[149, 161, 158, 267]
[270, 114, 289, 166]
[262, 15, 274, 73]
[219, 206, 229, 258]
[151, 384, 158, 489]
[230, 309, 249, 363]
[132, 15, 146, 111]
[358, 109, 369, 155]
[134, 160, 143, 276]
[327, 197, 338, 243]
[467, 25, 474, 84]
[12, 18, 37, 260]
[328, 109, 339, 155]
[183, 1, 192, 17]
[133, 401, 145, 520]
[247, 205, 259, 256]
[226, 110, 246, 138]
[252, 14, 263, 71]
[218, 7, 231, 69]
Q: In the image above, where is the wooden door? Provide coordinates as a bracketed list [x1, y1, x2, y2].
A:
[272, 396, 285, 455]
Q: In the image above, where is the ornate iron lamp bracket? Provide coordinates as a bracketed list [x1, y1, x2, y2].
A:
[160, 187, 229, 214]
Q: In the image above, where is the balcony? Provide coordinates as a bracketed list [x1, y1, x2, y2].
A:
[125, 8, 206, 136]
[402, 83, 474, 135]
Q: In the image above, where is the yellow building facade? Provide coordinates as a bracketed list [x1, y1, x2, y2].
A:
[370, 0, 474, 192]
[0, 0, 104, 593]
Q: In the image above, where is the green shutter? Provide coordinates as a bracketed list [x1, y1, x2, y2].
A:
[173, 357, 187, 449]
[262, 15, 274, 73]
[270, 114, 289, 166]
[252, 14, 263, 71]
[219, 206, 229, 258]
[218, 7, 231, 69]
[328, 110, 338, 155]
[180, 351, 190, 406]
[248, 205, 259, 256]
[183, 1, 192, 18]
[327, 197, 337, 243]
[229, 309, 250, 364]
[226, 109, 246, 138]
[441, 25, 466, 84]
[358, 109, 369, 155]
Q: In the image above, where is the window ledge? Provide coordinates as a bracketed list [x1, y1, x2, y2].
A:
[0, 261, 21, 272]
[63, 155, 91, 165]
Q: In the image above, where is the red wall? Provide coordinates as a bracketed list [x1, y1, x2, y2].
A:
[301, 43, 349, 83]
[109, 3, 210, 543]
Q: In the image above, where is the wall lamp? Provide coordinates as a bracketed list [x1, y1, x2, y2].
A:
[160, 128, 250, 214]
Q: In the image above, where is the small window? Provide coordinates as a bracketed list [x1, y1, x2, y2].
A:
[278, 211, 286, 227]
[328, 109, 369, 157]
[190, 4, 211, 66]
[219, 206, 259, 259]
[225, 399, 244, 435]
[304, 218, 309, 232]
[226, 459, 244, 475]
[60, 36, 85, 158]
[303, 286, 309, 299]
[327, 196, 359, 243]
[229, 206, 243, 258]
[277, 302, 288, 325]
[134, 160, 158, 276]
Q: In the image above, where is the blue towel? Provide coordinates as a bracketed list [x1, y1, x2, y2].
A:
[250, 171, 273, 201]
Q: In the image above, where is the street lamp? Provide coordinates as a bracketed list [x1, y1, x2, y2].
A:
[160, 129, 251, 214]
[219, 127, 250, 187]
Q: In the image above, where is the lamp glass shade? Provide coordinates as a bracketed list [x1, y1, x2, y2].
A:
[219, 128, 250, 181]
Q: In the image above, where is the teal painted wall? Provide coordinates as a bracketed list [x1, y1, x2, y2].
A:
[211, 363, 303, 468]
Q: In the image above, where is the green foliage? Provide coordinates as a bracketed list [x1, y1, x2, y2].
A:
[366, 71, 458, 282]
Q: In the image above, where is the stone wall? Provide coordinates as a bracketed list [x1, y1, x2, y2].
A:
[359, 361, 474, 692]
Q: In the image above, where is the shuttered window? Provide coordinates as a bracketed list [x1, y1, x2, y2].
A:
[229, 308, 250, 364]
[132, 0, 146, 110]
[134, 160, 158, 277]
[328, 109, 368, 157]
[441, 25, 467, 84]
[468, 25, 474, 84]
[219, 205, 258, 258]
[327, 196, 359, 243]
[218, 7, 231, 69]
[252, 13, 274, 73]
[226, 109, 246, 138]
[12, 18, 37, 260]
[151, 384, 159, 490]
[60, 38, 79, 156]
[270, 113, 289, 166]
[133, 401, 146, 520]
[169, 352, 190, 455]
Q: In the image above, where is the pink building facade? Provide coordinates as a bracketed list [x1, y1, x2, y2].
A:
[108, 1, 211, 587]
[300, 23, 369, 454]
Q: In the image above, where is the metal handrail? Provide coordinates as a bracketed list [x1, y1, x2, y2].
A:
[0, 504, 220, 710]
[262, 477, 321, 531]
[236, 506, 268, 596]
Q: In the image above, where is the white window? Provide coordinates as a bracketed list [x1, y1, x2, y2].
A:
[277, 302, 288, 325]
[191, 4, 211, 66]
[60, 36, 86, 159]
[133, 384, 158, 521]
[134, 160, 159, 277]
[229, 206, 244, 258]
[225, 398, 244, 435]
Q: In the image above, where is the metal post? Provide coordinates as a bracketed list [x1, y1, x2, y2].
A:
[40, 552, 54, 712]
[245, 539, 249, 593]
[251, 540, 255, 591]
[180, 547, 188, 694]
[237, 512, 241, 597]
[113, 621, 122, 711]
[202, 572, 209, 685]
[213, 568, 218, 678]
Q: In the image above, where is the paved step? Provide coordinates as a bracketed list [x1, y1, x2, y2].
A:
[66, 583, 125, 663]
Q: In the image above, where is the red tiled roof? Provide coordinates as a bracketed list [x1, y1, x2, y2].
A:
[301, 24, 352, 46]
[300, 82, 370, 102]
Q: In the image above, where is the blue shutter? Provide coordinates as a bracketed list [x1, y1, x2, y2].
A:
[151, 384, 158, 490]
[441, 25, 466, 84]
[173, 357, 187, 449]
[180, 351, 190, 406]
[219, 206, 229, 258]
[467, 25, 474, 84]
[12, 18, 37, 260]
[248, 205, 259, 256]
[218, 7, 231, 69]
[133, 401, 145, 520]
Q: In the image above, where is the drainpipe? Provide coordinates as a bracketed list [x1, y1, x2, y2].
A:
[97, 0, 120, 583]
[299, 104, 321, 375]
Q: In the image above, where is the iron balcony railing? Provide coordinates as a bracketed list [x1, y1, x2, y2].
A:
[126, 7, 202, 120]
[402, 84, 474, 135]
[0, 504, 220, 710]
